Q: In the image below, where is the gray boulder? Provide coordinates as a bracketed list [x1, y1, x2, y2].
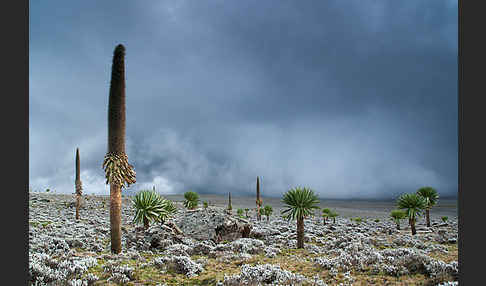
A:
[174, 209, 252, 243]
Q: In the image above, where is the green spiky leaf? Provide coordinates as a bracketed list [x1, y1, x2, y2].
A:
[183, 191, 200, 210]
[396, 193, 427, 220]
[281, 187, 320, 221]
[132, 190, 176, 227]
[416, 186, 439, 208]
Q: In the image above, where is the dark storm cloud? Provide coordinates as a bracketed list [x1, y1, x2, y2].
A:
[29, 0, 457, 199]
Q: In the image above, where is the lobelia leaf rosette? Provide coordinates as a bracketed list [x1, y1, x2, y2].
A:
[102, 152, 136, 188]
[132, 190, 176, 227]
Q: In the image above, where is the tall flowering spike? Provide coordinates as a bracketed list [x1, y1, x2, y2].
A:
[75, 148, 83, 220]
[256, 176, 260, 204]
[108, 44, 126, 155]
[103, 44, 136, 188]
[103, 44, 136, 254]
[256, 176, 262, 221]
[228, 192, 232, 211]
[75, 148, 81, 183]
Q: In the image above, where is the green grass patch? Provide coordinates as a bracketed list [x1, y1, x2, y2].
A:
[29, 221, 39, 228]
[29, 220, 53, 228]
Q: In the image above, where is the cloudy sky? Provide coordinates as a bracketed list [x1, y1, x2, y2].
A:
[29, 0, 458, 199]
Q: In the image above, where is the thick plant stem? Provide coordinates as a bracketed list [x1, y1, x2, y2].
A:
[110, 184, 122, 254]
[107, 44, 129, 255]
[75, 194, 81, 220]
[297, 217, 305, 249]
[228, 192, 232, 213]
[143, 217, 149, 229]
[410, 218, 417, 235]
[426, 208, 431, 227]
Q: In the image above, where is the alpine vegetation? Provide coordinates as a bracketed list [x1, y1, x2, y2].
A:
[28, 191, 458, 285]
[223, 264, 312, 285]
[256, 176, 263, 221]
[263, 205, 273, 221]
[163, 200, 177, 222]
[416, 186, 439, 227]
[322, 208, 331, 224]
[328, 211, 339, 223]
[397, 193, 427, 235]
[390, 209, 407, 230]
[354, 217, 363, 224]
[258, 207, 265, 218]
[281, 187, 320, 249]
[102, 44, 136, 254]
[74, 148, 82, 220]
[183, 191, 199, 210]
[227, 192, 232, 214]
[132, 190, 176, 229]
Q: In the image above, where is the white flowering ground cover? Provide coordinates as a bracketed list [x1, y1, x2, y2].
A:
[28, 193, 458, 285]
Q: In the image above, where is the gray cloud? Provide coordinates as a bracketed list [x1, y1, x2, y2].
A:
[29, 0, 457, 199]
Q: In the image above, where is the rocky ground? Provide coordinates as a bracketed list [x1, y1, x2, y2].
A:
[28, 193, 458, 286]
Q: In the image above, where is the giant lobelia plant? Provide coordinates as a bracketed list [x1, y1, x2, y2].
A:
[397, 193, 426, 235]
[390, 209, 407, 230]
[227, 192, 233, 214]
[282, 187, 320, 249]
[256, 176, 263, 221]
[75, 148, 83, 220]
[132, 190, 175, 229]
[102, 44, 136, 254]
[183, 191, 200, 210]
[416, 186, 439, 227]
